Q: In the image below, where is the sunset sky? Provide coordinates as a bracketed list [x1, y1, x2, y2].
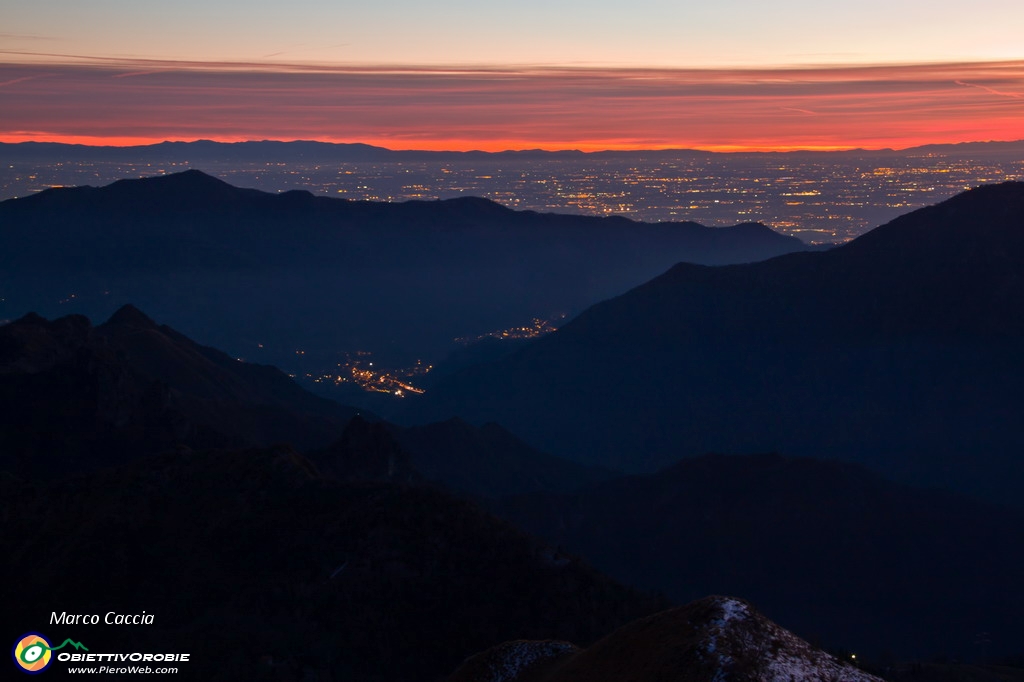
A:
[2, 0, 1023, 151]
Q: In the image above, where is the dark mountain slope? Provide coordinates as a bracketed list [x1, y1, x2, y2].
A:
[310, 415, 421, 484]
[0, 306, 364, 476]
[1, 445, 664, 681]
[309, 415, 613, 498]
[413, 182, 1024, 502]
[393, 417, 615, 498]
[1, 306, 610, 499]
[0, 170, 810, 368]
[95, 303, 349, 420]
[493, 453, 1024, 660]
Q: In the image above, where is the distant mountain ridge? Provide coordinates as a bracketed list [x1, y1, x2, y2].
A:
[3, 138, 1023, 162]
[0, 170, 809, 373]
[412, 181, 1024, 504]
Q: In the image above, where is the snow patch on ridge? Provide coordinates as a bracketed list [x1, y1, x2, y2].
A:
[702, 596, 880, 682]
[478, 640, 577, 682]
[715, 597, 750, 626]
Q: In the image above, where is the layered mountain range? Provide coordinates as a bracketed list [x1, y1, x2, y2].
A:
[0, 169, 808, 369]
[5, 307, 1023, 669]
[0, 307, 605, 499]
[0, 307, 669, 680]
[414, 182, 1024, 504]
[5, 172, 1024, 677]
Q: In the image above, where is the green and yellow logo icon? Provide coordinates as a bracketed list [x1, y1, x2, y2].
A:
[13, 633, 52, 674]
[13, 633, 87, 674]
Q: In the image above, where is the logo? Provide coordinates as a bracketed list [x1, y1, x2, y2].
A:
[12, 634, 88, 674]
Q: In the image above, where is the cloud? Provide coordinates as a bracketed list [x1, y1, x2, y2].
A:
[111, 71, 164, 79]
[0, 58, 1022, 150]
[0, 33, 55, 41]
[0, 75, 44, 88]
[260, 43, 352, 59]
[954, 79, 1023, 99]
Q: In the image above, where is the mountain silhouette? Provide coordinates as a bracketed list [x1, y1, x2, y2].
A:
[1, 305, 613, 500]
[12, 167, 264, 214]
[95, 303, 350, 418]
[413, 182, 1024, 503]
[310, 415, 421, 484]
[3, 139, 1023, 164]
[0, 170, 811, 372]
[493, 452, 1024, 660]
[1, 444, 663, 681]
[0, 306, 365, 476]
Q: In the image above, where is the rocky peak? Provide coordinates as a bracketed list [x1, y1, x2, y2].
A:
[314, 416, 418, 483]
[449, 596, 883, 682]
[102, 303, 159, 329]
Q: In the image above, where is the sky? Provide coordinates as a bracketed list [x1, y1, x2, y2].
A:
[2, 0, 1023, 151]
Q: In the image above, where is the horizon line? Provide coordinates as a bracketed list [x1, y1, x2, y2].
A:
[5, 51, 1024, 72]
[4, 136, 1024, 156]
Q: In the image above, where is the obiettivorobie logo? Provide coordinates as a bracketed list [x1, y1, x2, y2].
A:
[12, 633, 88, 674]
[13, 630, 190, 675]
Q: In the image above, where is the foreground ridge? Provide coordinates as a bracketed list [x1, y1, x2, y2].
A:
[451, 596, 883, 682]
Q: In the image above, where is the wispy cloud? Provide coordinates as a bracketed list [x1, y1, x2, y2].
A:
[0, 33, 56, 41]
[1, 57, 1022, 151]
[954, 79, 1023, 99]
[260, 43, 351, 59]
[0, 75, 41, 88]
[111, 71, 164, 79]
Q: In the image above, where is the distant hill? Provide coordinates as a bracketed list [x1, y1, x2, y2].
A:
[0, 170, 810, 375]
[412, 182, 1024, 504]
[493, 452, 1024, 661]
[449, 596, 882, 682]
[1, 444, 663, 681]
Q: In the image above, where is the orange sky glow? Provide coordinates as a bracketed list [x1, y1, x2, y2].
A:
[1, 58, 1022, 152]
